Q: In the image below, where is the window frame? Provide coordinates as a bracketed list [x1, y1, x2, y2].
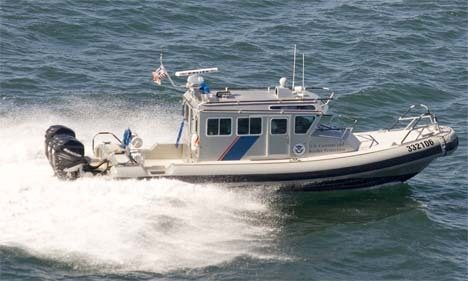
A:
[237, 117, 250, 135]
[219, 118, 233, 136]
[236, 116, 263, 136]
[294, 115, 316, 135]
[249, 117, 262, 135]
[183, 104, 189, 121]
[270, 118, 288, 135]
[206, 117, 233, 137]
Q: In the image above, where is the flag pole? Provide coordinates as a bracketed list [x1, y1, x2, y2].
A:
[158, 50, 183, 89]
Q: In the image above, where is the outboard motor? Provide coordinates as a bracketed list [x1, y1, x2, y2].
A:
[45, 125, 87, 180]
[45, 125, 75, 161]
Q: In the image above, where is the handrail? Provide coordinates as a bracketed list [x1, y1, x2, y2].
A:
[356, 134, 380, 148]
[324, 91, 335, 105]
[92, 132, 122, 153]
[391, 104, 440, 144]
[388, 105, 415, 130]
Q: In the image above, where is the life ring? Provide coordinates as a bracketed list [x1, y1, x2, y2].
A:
[191, 134, 200, 151]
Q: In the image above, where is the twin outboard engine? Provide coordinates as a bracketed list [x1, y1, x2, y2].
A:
[45, 125, 87, 180]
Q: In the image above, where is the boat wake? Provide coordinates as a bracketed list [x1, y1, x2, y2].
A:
[0, 103, 284, 273]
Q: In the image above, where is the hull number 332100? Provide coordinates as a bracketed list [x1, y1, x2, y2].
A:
[407, 139, 435, 152]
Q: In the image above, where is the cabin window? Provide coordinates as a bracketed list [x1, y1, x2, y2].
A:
[250, 118, 262, 134]
[207, 118, 231, 136]
[207, 119, 218, 135]
[271, 118, 287, 134]
[220, 118, 232, 135]
[238, 118, 249, 135]
[295, 116, 315, 134]
[237, 117, 262, 135]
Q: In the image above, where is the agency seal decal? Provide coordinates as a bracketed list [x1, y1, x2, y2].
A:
[293, 143, 306, 156]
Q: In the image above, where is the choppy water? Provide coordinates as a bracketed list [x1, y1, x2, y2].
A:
[1, 1, 467, 280]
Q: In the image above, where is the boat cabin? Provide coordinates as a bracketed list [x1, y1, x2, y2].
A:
[179, 74, 360, 162]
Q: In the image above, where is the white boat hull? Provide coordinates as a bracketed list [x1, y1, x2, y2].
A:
[106, 127, 457, 191]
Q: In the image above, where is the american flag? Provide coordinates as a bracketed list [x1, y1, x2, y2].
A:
[152, 65, 167, 85]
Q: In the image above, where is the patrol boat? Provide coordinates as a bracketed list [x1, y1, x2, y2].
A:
[44, 52, 458, 190]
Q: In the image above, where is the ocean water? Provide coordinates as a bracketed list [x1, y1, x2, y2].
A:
[1, 0, 467, 280]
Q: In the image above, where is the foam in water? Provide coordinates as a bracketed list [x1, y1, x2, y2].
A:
[0, 102, 283, 273]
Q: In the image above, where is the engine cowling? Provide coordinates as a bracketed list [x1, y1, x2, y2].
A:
[45, 125, 86, 180]
[45, 125, 75, 161]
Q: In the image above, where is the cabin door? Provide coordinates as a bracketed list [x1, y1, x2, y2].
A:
[267, 117, 290, 156]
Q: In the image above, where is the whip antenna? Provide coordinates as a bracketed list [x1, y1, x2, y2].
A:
[292, 45, 296, 89]
[302, 53, 305, 89]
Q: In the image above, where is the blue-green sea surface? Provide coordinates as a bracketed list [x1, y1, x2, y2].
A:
[0, 1, 467, 280]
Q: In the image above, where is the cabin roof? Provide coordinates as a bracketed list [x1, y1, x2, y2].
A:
[211, 88, 318, 101]
[184, 87, 331, 113]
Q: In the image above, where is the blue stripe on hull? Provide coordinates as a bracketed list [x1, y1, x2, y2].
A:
[222, 136, 259, 160]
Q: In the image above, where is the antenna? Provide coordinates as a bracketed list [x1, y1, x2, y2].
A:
[175, 68, 218, 77]
[302, 53, 305, 89]
[292, 45, 296, 89]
